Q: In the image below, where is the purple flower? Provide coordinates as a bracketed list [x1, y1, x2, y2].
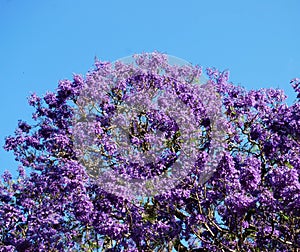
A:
[1, 52, 300, 251]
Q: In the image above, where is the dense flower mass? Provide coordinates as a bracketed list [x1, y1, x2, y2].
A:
[1, 52, 300, 251]
[71, 54, 224, 199]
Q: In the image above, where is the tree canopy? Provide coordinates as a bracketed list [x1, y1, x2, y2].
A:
[1, 52, 300, 251]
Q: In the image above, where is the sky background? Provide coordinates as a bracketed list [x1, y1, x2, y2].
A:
[0, 0, 299, 176]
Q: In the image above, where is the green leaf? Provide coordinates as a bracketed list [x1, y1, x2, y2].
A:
[284, 161, 293, 169]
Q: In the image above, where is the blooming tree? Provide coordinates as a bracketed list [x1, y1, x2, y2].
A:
[1, 52, 300, 251]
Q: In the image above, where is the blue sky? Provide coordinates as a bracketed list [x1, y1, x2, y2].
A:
[0, 0, 299, 176]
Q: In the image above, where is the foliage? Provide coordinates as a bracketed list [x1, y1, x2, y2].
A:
[1, 52, 300, 251]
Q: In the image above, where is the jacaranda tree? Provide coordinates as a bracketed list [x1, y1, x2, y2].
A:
[1, 52, 300, 251]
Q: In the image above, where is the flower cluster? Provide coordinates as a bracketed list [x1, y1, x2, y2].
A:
[72, 54, 224, 199]
[1, 52, 300, 251]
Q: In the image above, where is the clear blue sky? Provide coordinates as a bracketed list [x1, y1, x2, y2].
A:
[0, 0, 299, 176]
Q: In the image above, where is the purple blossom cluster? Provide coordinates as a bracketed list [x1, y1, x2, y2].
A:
[72, 54, 224, 200]
[1, 52, 300, 251]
